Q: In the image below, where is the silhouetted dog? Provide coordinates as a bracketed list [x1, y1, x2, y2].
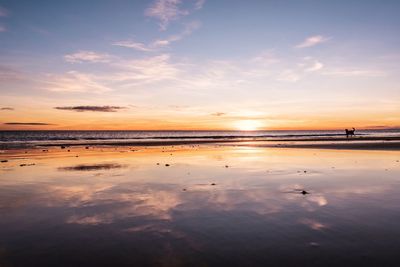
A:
[345, 127, 356, 138]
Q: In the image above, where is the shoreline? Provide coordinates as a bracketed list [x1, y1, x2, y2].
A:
[1, 136, 400, 151]
[237, 141, 400, 151]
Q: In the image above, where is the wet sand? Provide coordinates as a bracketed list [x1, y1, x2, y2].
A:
[1, 145, 400, 266]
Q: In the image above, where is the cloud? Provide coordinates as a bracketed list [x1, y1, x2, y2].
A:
[277, 69, 301, 82]
[4, 122, 54, 125]
[194, 0, 205, 10]
[42, 54, 180, 94]
[145, 0, 189, 30]
[44, 71, 111, 93]
[211, 112, 226, 116]
[304, 60, 324, 72]
[251, 51, 280, 65]
[112, 40, 154, 52]
[54, 106, 127, 112]
[109, 54, 180, 84]
[145, 0, 204, 30]
[0, 107, 14, 110]
[113, 21, 201, 51]
[295, 35, 330, 48]
[152, 20, 201, 48]
[64, 51, 111, 63]
[0, 6, 9, 17]
[0, 65, 23, 81]
[322, 69, 386, 77]
[0, 25, 6, 32]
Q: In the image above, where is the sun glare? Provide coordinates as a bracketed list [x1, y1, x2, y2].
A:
[235, 120, 263, 131]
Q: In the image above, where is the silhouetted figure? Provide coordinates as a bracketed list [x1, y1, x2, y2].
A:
[345, 127, 356, 138]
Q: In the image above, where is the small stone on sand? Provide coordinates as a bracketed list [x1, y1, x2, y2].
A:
[309, 242, 320, 248]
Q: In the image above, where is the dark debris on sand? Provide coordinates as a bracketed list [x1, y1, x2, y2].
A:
[20, 163, 36, 167]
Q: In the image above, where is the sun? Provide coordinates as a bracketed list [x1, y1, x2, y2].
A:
[234, 120, 263, 131]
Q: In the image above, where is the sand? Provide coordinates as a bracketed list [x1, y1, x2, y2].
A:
[1, 143, 400, 266]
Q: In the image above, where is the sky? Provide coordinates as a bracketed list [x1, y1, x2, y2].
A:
[0, 0, 399, 130]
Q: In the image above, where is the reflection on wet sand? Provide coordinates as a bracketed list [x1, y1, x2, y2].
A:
[58, 163, 127, 171]
[1, 145, 400, 266]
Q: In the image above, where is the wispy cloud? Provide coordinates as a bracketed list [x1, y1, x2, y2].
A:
[44, 71, 111, 93]
[112, 40, 154, 52]
[54, 106, 127, 112]
[277, 69, 301, 82]
[0, 107, 14, 110]
[0, 25, 6, 32]
[152, 20, 201, 47]
[4, 122, 54, 125]
[295, 35, 330, 48]
[0, 6, 9, 17]
[145, 0, 204, 30]
[194, 0, 205, 10]
[0, 65, 23, 81]
[304, 60, 324, 72]
[109, 54, 180, 84]
[145, 0, 189, 30]
[277, 57, 324, 82]
[322, 69, 386, 77]
[64, 51, 111, 63]
[251, 51, 280, 66]
[113, 21, 201, 52]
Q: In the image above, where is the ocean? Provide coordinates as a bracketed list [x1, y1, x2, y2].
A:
[1, 129, 400, 148]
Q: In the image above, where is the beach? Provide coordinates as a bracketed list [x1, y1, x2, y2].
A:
[2, 0, 400, 266]
[1, 141, 400, 266]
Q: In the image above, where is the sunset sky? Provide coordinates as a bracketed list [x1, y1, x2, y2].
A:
[0, 0, 399, 130]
